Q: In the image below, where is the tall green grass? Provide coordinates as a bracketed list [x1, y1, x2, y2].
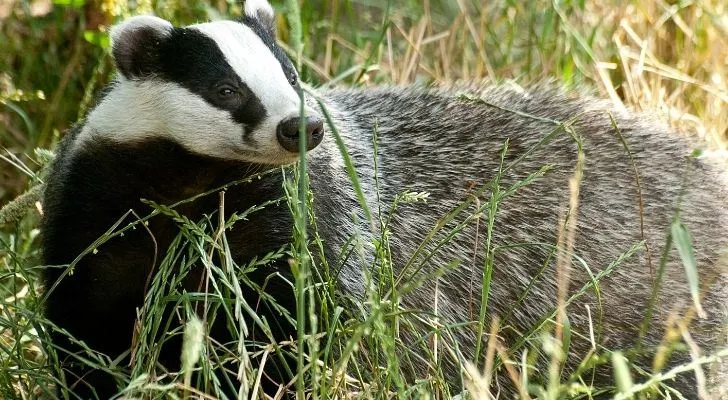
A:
[1, 0, 728, 399]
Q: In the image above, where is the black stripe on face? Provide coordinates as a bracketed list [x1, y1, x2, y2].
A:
[154, 28, 267, 132]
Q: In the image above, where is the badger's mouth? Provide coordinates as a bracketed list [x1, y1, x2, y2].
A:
[231, 144, 320, 166]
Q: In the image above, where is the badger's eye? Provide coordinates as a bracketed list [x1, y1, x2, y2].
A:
[213, 85, 243, 108]
[288, 74, 298, 86]
[218, 87, 236, 97]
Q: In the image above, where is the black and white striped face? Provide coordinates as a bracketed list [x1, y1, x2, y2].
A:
[81, 0, 323, 164]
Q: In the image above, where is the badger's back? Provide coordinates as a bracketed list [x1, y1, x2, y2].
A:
[315, 84, 728, 394]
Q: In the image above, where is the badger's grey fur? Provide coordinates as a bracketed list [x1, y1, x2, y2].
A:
[317, 85, 728, 396]
[41, 2, 728, 398]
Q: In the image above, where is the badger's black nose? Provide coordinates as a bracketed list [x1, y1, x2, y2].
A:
[276, 116, 324, 153]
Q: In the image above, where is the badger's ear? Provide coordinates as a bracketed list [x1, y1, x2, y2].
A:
[244, 0, 276, 38]
[110, 15, 173, 79]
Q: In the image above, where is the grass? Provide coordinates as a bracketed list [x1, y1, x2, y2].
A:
[1, 0, 728, 398]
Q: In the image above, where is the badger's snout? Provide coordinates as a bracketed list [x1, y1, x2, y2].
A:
[276, 115, 324, 153]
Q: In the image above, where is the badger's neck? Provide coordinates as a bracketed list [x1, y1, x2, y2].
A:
[43, 134, 284, 266]
[76, 136, 272, 208]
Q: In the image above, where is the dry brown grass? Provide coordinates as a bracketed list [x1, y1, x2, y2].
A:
[289, 0, 728, 148]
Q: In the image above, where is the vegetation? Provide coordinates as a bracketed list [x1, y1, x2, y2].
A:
[1, 0, 727, 398]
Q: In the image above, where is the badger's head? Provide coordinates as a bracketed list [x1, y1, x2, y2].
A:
[81, 0, 323, 165]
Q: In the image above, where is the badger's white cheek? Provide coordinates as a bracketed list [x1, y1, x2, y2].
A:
[163, 105, 244, 159]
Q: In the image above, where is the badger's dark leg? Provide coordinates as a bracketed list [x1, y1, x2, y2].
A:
[43, 224, 154, 399]
[245, 267, 298, 397]
[45, 267, 141, 399]
[188, 263, 298, 398]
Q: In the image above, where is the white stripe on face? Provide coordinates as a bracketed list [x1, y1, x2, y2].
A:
[192, 21, 304, 137]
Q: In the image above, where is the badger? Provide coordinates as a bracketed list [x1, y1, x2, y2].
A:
[41, 0, 728, 398]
